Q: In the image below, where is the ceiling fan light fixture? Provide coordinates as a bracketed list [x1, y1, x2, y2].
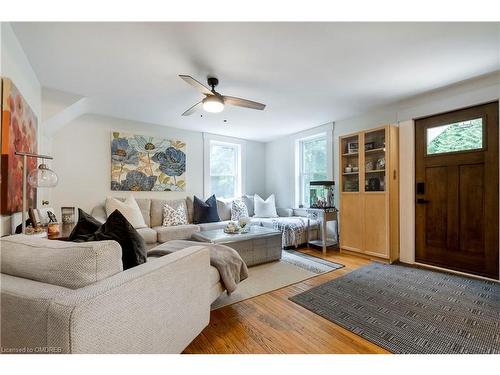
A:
[202, 96, 224, 113]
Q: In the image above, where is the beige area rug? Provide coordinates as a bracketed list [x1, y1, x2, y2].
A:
[211, 250, 343, 310]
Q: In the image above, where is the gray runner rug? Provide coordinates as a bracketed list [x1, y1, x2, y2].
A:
[290, 262, 500, 354]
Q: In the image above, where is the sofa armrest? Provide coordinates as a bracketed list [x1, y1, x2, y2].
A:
[292, 208, 310, 217]
[277, 207, 293, 217]
[47, 246, 211, 353]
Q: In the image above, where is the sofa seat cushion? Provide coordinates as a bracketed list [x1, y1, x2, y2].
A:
[147, 240, 219, 287]
[0, 234, 123, 289]
[197, 220, 231, 232]
[136, 227, 158, 244]
[153, 224, 200, 243]
[148, 240, 222, 290]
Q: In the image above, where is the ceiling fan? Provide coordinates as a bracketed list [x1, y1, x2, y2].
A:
[179, 75, 266, 116]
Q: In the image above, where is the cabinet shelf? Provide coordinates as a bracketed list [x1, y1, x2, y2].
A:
[365, 147, 385, 154]
[342, 152, 358, 157]
[365, 169, 385, 173]
[342, 172, 359, 175]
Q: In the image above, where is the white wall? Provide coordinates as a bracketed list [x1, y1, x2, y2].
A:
[49, 114, 266, 217]
[265, 123, 334, 208]
[0, 23, 43, 236]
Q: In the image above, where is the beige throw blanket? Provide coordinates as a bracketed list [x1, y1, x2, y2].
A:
[148, 241, 248, 294]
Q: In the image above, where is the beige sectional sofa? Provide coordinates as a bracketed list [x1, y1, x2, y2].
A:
[0, 234, 220, 354]
[91, 196, 320, 248]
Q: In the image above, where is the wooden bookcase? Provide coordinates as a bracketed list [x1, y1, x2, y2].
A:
[339, 125, 399, 262]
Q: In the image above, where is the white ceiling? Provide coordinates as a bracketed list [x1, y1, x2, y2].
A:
[11, 22, 500, 142]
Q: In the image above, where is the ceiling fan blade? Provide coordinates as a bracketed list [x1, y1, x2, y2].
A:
[181, 101, 202, 116]
[223, 96, 266, 110]
[179, 75, 213, 95]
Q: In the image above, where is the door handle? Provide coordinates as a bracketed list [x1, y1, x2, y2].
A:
[416, 198, 430, 204]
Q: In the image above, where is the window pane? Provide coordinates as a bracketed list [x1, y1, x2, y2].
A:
[210, 144, 235, 175]
[301, 136, 327, 206]
[211, 176, 235, 199]
[427, 118, 483, 155]
[303, 138, 327, 174]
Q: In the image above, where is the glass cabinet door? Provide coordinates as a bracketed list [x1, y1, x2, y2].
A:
[341, 134, 360, 192]
[364, 128, 386, 192]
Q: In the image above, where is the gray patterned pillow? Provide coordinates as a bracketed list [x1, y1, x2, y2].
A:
[162, 203, 187, 226]
[231, 199, 249, 221]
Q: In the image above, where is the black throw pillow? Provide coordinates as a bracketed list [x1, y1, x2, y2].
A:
[192, 194, 221, 224]
[71, 209, 147, 270]
[68, 208, 102, 241]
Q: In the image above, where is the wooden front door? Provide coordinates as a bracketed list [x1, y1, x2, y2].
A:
[415, 102, 499, 279]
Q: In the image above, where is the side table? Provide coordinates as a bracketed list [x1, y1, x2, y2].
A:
[47, 223, 75, 241]
[306, 207, 339, 255]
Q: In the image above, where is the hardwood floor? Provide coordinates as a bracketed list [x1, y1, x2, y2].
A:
[184, 247, 390, 354]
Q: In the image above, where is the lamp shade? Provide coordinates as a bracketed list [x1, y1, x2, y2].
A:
[27, 163, 58, 188]
[202, 95, 224, 113]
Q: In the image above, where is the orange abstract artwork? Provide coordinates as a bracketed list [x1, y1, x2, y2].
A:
[1, 78, 38, 214]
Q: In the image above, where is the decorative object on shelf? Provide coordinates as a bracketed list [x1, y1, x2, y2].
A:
[344, 165, 352, 173]
[352, 166, 359, 172]
[238, 216, 251, 230]
[224, 221, 241, 234]
[28, 208, 41, 229]
[376, 157, 386, 170]
[47, 222, 60, 235]
[344, 179, 358, 192]
[365, 141, 375, 151]
[366, 177, 381, 191]
[14, 151, 58, 234]
[365, 160, 374, 171]
[24, 225, 46, 236]
[110, 132, 186, 192]
[347, 142, 358, 154]
[1, 78, 38, 215]
[61, 206, 76, 224]
[309, 181, 335, 208]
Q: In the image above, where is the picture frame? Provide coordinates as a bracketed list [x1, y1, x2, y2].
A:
[38, 207, 57, 225]
[28, 208, 41, 228]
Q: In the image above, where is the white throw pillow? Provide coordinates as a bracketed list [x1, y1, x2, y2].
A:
[231, 199, 249, 221]
[105, 195, 147, 229]
[162, 203, 188, 226]
[253, 194, 278, 218]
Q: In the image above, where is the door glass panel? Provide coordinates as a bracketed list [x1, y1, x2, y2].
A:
[364, 129, 386, 192]
[426, 118, 483, 155]
[341, 135, 359, 192]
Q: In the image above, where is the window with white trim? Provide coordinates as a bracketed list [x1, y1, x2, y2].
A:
[209, 141, 241, 199]
[299, 134, 327, 207]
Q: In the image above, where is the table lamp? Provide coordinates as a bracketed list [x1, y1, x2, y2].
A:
[14, 151, 58, 234]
